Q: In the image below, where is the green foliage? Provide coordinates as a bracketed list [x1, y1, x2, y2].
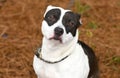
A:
[75, 0, 91, 14]
[106, 56, 120, 66]
[86, 30, 93, 38]
[112, 56, 120, 64]
[89, 42, 96, 50]
[87, 21, 98, 29]
[78, 30, 81, 35]
[108, 56, 120, 71]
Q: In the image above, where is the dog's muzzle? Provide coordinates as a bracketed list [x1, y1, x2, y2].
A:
[49, 27, 64, 42]
[54, 27, 64, 37]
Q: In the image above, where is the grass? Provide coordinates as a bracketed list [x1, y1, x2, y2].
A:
[86, 30, 93, 38]
[87, 21, 99, 29]
[110, 56, 120, 71]
[78, 30, 81, 35]
[75, 0, 99, 29]
[112, 56, 120, 64]
[105, 55, 120, 66]
[75, 0, 91, 14]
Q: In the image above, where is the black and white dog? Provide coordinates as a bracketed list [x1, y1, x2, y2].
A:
[33, 5, 99, 78]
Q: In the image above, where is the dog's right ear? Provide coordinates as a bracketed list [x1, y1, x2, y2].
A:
[78, 14, 82, 26]
[75, 13, 82, 27]
[79, 18, 82, 26]
[44, 5, 54, 17]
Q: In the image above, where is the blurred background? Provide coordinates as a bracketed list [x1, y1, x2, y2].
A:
[0, 0, 120, 78]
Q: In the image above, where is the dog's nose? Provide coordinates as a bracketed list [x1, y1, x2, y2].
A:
[54, 27, 64, 36]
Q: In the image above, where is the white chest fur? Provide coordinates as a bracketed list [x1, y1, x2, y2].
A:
[33, 44, 90, 78]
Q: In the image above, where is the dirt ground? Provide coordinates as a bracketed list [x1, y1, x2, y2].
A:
[0, 0, 120, 78]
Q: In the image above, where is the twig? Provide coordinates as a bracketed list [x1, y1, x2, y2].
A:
[0, 25, 8, 38]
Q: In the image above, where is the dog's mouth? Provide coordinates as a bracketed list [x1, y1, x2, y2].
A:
[49, 35, 62, 43]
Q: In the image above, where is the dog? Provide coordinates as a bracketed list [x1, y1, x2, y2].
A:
[33, 5, 99, 78]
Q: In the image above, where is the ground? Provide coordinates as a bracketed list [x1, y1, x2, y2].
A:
[0, 0, 120, 78]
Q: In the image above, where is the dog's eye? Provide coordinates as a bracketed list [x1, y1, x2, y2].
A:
[48, 15, 55, 20]
[68, 20, 75, 27]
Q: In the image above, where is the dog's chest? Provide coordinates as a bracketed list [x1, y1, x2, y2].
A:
[33, 44, 89, 78]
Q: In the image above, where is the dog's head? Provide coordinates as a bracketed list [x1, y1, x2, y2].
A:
[42, 5, 82, 43]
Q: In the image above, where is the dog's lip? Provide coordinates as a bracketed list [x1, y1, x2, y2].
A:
[49, 35, 62, 43]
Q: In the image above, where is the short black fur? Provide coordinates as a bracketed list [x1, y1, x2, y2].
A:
[44, 9, 61, 26]
[78, 41, 99, 78]
[62, 12, 81, 36]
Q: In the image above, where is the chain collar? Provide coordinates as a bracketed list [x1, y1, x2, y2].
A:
[35, 48, 70, 64]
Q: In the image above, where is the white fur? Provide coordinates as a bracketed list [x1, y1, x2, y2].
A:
[33, 42, 89, 78]
[33, 5, 89, 78]
[33, 31, 90, 78]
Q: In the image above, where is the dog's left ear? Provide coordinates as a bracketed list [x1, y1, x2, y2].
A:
[76, 13, 82, 26]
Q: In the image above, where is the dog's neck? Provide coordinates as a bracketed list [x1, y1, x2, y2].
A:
[41, 31, 79, 62]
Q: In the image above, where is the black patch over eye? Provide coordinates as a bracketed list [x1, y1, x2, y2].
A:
[68, 20, 75, 27]
[62, 12, 81, 36]
[44, 9, 61, 26]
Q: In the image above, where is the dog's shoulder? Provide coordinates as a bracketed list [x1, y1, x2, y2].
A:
[77, 41, 96, 60]
[77, 40, 99, 78]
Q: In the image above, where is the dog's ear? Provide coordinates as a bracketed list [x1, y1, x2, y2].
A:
[76, 13, 82, 26]
[44, 5, 54, 17]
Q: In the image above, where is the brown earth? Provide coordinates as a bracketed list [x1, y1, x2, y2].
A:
[0, 0, 120, 78]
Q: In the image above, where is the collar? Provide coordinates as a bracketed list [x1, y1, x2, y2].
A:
[35, 48, 70, 64]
